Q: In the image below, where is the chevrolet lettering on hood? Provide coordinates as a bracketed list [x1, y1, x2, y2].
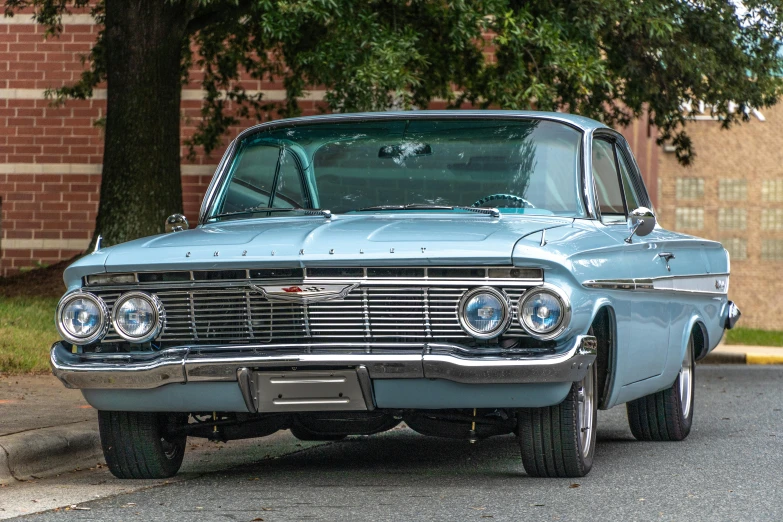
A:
[250, 283, 358, 304]
[51, 110, 738, 481]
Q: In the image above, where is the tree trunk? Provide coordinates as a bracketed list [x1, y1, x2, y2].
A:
[93, 0, 196, 248]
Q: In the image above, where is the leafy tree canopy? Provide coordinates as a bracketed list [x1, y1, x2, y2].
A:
[6, 0, 783, 164]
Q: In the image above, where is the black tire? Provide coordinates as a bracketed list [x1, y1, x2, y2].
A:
[626, 336, 694, 441]
[98, 411, 187, 479]
[517, 362, 598, 478]
[290, 422, 347, 441]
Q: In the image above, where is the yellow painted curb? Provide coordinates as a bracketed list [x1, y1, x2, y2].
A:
[746, 354, 783, 365]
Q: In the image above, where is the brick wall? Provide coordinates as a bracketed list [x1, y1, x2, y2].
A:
[0, 13, 330, 275]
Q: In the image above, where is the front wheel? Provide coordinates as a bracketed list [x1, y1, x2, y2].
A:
[517, 362, 598, 477]
[626, 336, 694, 441]
[98, 411, 187, 479]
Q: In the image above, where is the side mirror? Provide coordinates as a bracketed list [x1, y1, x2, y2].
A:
[625, 207, 655, 243]
[165, 214, 189, 233]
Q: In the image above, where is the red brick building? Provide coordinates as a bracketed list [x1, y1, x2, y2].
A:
[0, 13, 660, 278]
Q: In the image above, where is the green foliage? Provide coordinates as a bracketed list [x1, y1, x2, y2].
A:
[725, 327, 783, 347]
[5, 0, 783, 163]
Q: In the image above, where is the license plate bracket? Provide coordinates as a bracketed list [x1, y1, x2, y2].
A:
[251, 368, 371, 412]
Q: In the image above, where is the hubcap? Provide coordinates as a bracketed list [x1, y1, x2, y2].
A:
[577, 365, 595, 457]
[678, 341, 694, 418]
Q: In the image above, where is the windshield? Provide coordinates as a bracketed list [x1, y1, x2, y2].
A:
[209, 117, 585, 221]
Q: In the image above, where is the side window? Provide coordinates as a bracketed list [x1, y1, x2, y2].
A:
[219, 145, 306, 213]
[617, 149, 641, 211]
[592, 139, 626, 223]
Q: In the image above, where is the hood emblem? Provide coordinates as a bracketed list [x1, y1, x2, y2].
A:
[251, 283, 358, 304]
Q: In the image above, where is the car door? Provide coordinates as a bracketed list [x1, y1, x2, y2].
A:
[592, 133, 670, 384]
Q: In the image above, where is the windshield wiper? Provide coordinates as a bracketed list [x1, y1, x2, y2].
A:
[209, 207, 332, 221]
[354, 204, 500, 218]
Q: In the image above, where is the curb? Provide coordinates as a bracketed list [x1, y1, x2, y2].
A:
[746, 353, 783, 365]
[0, 421, 102, 485]
[701, 352, 783, 365]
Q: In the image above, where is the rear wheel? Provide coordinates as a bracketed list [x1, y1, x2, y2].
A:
[98, 411, 187, 479]
[517, 362, 598, 477]
[626, 335, 694, 441]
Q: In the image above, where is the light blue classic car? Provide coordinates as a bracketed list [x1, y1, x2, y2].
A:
[51, 111, 740, 479]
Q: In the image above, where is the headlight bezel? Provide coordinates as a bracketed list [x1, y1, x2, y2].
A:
[55, 292, 110, 345]
[111, 291, 165, 343]
[458, 286, 512, 340]
[517, 284, 571, 340]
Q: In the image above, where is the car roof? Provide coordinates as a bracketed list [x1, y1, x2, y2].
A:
[237, 110, 609, 141]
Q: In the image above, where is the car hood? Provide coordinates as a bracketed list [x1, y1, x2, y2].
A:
[99, 214, 573, 272]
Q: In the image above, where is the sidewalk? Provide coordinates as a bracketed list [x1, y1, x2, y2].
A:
[0, 375, 100, 485]
[1, 343, 780, 485]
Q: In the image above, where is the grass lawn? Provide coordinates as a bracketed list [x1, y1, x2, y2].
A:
[724, 327, 783, 347]
[0, 297, 60, 374]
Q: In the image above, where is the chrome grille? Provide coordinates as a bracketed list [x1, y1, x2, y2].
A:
[96, 284, 533, 344]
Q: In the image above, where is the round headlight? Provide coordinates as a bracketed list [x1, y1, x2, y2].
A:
[458, 287, 510, 339]
[56, 292, 109, 345]
[518, 285, 570, 340]
[111, 292, 164, 343]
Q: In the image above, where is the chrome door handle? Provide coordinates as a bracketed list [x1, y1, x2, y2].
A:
[658, 252, 675, 271]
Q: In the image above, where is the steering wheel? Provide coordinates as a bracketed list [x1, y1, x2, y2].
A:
[473, 193, 536, 209]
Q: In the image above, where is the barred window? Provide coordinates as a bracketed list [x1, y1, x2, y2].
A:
[761, 180, 783, 202]
[675, 207, 704, 230]
[676, 178, 704, 200]
[761, 209, 783, 231]
[761, 240, 783, 261]
[721, 238, 747, 261]
[718, 179, 747, 201]
[718, 208, 747, 230]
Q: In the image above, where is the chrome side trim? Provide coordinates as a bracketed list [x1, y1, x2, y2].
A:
[582, 273, 730, 295]
[50, 336, 597, 390]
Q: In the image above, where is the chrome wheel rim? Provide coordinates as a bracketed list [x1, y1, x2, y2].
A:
[679, 341, 694, 418]
[577, 365, 595, 457]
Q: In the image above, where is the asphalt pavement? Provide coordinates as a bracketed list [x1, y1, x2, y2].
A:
[2, 365, 781, 521]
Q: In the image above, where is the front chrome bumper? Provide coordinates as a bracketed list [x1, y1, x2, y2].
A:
[50, 336, 597, 390]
